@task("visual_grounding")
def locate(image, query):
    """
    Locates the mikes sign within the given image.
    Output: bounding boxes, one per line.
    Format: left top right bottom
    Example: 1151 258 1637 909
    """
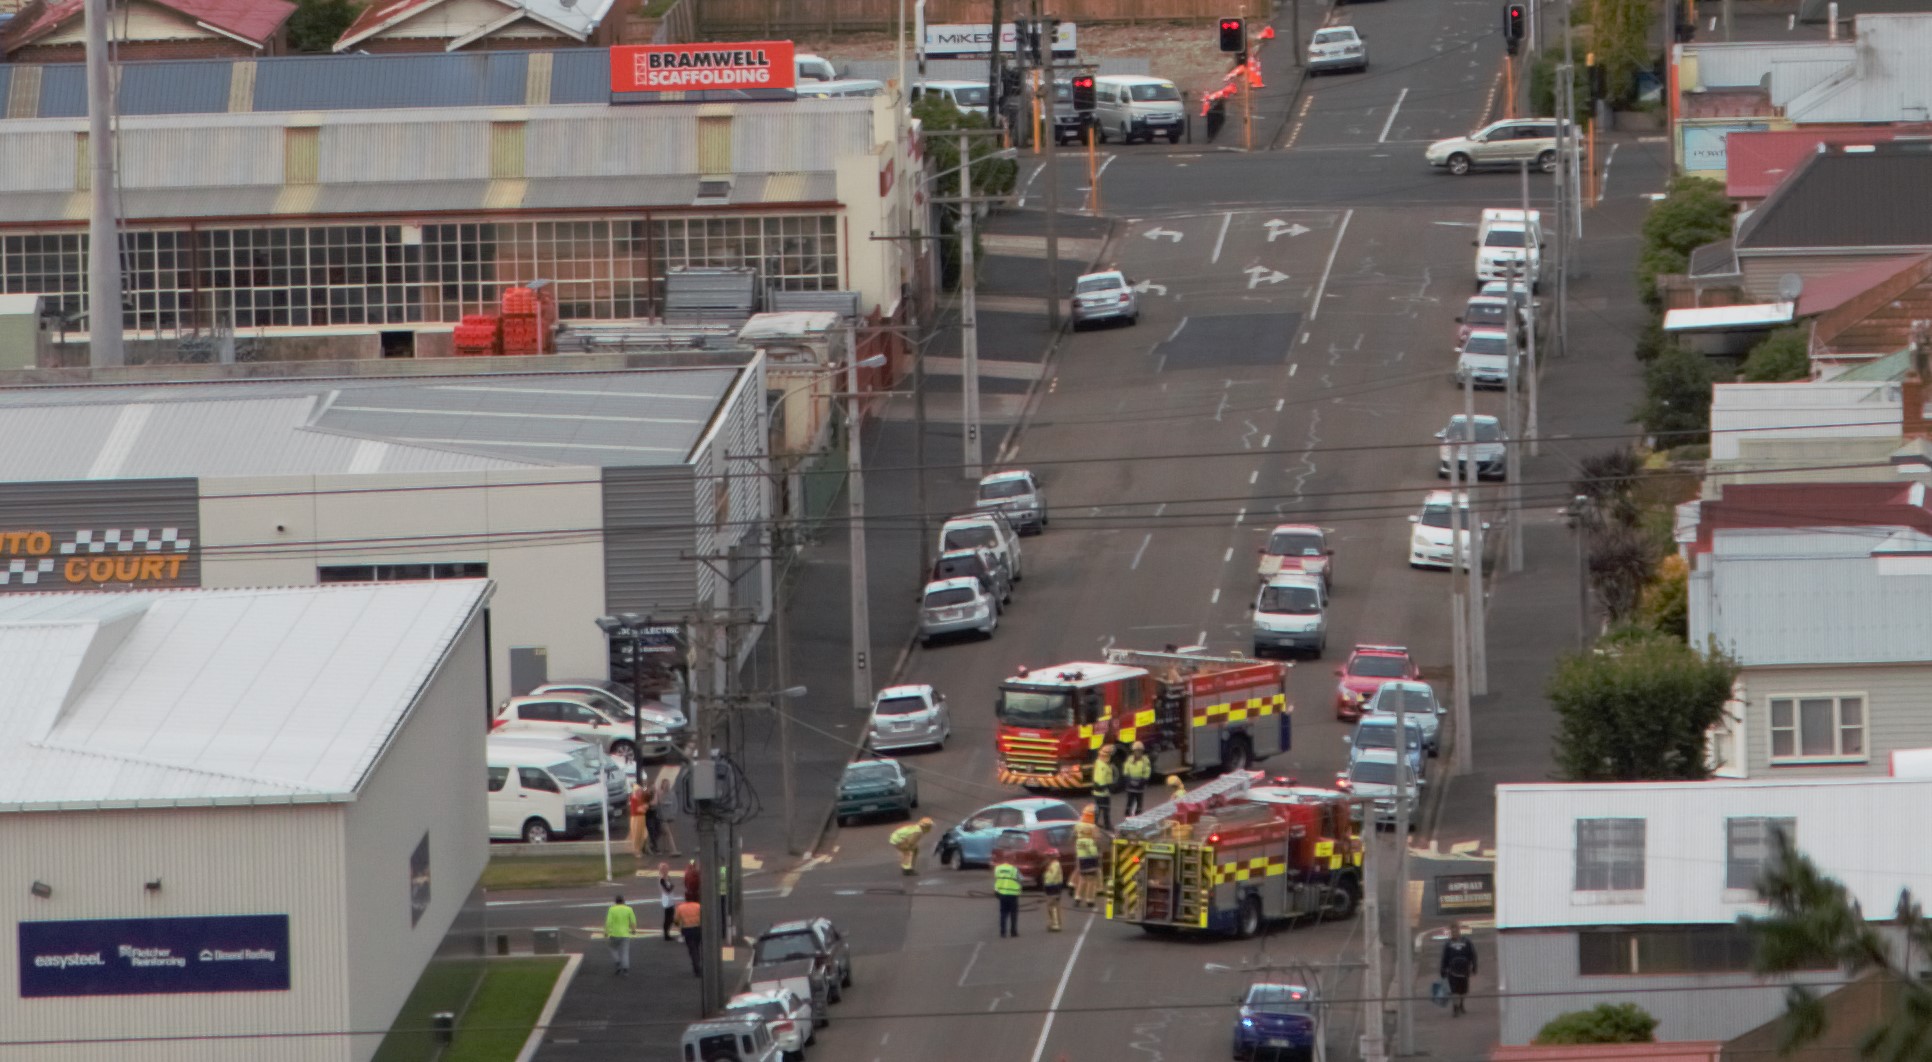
610 41 796 97
922 22 1078 59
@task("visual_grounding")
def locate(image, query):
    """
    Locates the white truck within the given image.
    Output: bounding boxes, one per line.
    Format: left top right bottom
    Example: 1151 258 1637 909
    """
1474 208 1542 291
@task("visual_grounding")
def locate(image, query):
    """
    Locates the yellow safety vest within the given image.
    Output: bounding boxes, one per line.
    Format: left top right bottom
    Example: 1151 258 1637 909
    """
1076 836 1099 860
1123 755 1152 783
889 824 923 849
1092 758 1118 791
994 863 1023 896
1042 860 1064 888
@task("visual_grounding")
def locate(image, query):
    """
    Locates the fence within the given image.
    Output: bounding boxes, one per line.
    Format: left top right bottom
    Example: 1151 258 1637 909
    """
700 0 1269 34
653 0 698 42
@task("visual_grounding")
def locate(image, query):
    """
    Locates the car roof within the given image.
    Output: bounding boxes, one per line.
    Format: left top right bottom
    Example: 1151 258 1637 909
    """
685 1016 766 1034
925 576 984 593
844 757 901 771
1315 25 1359 34
877 684 934 699
763 919 817 935
985 797 1075 813
1370 679 1433 693
1269 523 1324 534
1421 490 1469 507
1350 644 1412 657
1354 747 1404 764
980 470 1034 484
943 511 1005 526
1249 981 1315 994
1446 413 1501 425
1263 572 1324 589
1465 329 1511 341
919 79 986 89
1076 270 1126 283
1097 74 1174 85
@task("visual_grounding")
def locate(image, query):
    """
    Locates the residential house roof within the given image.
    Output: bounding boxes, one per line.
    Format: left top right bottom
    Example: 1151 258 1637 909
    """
1685 40 1853 91
1784 14 1932 123
1736 142 1932 251
1724 127 1932 200
1689 239 1742 280
334 0 617 51
1834 345 1914 380
1692 480 1930 553
1793 253 1930 317
2 0 293 52
0 581 486 812
1808 255 1932 358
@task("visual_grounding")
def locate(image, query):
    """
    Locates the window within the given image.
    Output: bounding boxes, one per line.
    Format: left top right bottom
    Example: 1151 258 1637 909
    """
1769 695 1864 762
1575 818 1645 892
1577 926 1766 975
318 562 488 583
487 767 508 792
518 702 558 722
989 808 1025 829
518 767 560 793
1726 817 1795 891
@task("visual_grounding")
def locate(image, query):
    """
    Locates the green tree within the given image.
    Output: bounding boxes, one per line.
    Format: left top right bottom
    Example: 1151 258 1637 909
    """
1587 523 1659 625
912 96 1018 287
1534 1003 1660 1045
1590 0 1656 108
1636 177 1735 306
287 0 359 53
1639 552 1690 640
1740 326 1813 382
1571 448 1644 531
1637 345 1715 445
1530 46 1589 122
1547 633 1737 781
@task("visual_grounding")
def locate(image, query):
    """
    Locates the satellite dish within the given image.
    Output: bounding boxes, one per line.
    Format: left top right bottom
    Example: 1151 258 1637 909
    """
1778 273 1805 302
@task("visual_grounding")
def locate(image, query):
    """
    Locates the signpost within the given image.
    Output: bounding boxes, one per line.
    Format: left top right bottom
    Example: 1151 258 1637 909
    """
922 22 1077 59
1434 873 1496 916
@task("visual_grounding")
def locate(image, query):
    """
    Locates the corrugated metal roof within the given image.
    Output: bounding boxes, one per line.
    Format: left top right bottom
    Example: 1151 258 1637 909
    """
1834 345 1913 380
1737 143 1932 250
1687 238 1739 278
254 51 531 112
1785 14 1932 122
0 581 486 811
1663 301 1792 330
549 47 611 104
36 62 84 118
119 59 232 116
1689 40 1852 89
0 65 11 108
1690 524 1932 665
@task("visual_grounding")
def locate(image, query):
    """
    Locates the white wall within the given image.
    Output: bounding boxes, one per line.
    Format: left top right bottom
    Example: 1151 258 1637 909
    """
198 468 607 699
1709 380 1899 460
0 804 351 1062
340 613 491 1060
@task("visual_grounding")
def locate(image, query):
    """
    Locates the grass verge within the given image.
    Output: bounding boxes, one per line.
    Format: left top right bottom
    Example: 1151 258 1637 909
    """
482 854 621 891
446 958 569 1062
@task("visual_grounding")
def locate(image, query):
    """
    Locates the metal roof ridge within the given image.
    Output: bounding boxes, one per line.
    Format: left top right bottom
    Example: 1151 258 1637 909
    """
23 737 338 795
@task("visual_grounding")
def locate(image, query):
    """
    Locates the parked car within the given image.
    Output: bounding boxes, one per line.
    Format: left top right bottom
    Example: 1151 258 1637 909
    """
931 547 1011 607
918 576 999 645
486 732 625 810
1256 523 1333 588
1425 118 1561 175
991 822 1078 887
725 987 814 1060
1232 982 1319 1062
1250 572 1328 658
1360 680 1444 755
976 469 1048 534
1334 644 1420 720
867 684 951 753
1048 79 1092 145
938 510 1023 582
937 798 1079 868
1407 490 1480 570
912 79 991 118
794 54 838 81
1455 293 1529 345
491 694 674 766
1094 74 1185 143
1454 330 1516 390
680 1016 783 1062
1436 414 1507 480
1070 270 1140 329
835 758 918 825
1307 25 1367 73
528 678 687 732
795 78 886 99
1346 716 1426 779
1339 747 1420 829
486 745 606 843
748 918 852 1007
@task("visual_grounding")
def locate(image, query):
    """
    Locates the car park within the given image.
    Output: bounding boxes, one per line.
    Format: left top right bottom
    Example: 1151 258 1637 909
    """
1250 572 1328 658
1334 644 1421 720
1307 25 1367 73
976 469 1048 534
835 758 918 825
936 797 1080 868
1094 75 1185 143
529 679 688 732
918 576 999 645
1256 523 1333 588
1425 118 1561 175
1360 680 1444 755
680 1016 784 1062
1070 270 1140 329
1436 413 1507 480
866 684 951 753
491 694 674 766
1408 490 1478 569
939 511 1023 581
1232 982 1319 1061
931 547 1011 607
1454 330 1516 390
991 822 1078 887
725 988 814 1060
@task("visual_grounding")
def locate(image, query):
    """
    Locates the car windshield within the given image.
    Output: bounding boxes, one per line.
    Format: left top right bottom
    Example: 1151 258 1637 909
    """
1351 760 1405 786
1464 334 1507 356
1356 724 1423 750
943 525 997 549
1247 985 1315 1011
1035 804 1077 822
1267 531 1324 556
754 933 819 964
695 1033 744 1061
1130 83 1180 101
1371 686 1438 715
1076 276 1122 294
1052 83 1072 100
951 86 990 106
1484 229 1527 248
980 478 1030 499
999 688 1073 728
1464 302 1508 326
934 557 984 579
875 695 927 717
1259 584 1322 614
1313 29 1353 43
844 763 899 786
549 760 599 788
1444 418 1501 442
925 587 977 608
726 1000 783 1021
1419 502 1459 529
1351 654 1411 677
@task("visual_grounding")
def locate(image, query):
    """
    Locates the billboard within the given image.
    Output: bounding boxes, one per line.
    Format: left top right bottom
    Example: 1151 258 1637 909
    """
19 915 291 998
610 41 796 102
923 22 1078 59
1434 873 1496 915
0 479 200 592
1682 122 1768 173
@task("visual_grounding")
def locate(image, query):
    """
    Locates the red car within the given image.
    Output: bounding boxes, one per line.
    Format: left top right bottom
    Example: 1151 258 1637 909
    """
1334 644 1420 720
990 823 1078 888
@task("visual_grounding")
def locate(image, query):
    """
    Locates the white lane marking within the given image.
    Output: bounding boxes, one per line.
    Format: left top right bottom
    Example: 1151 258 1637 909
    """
1378 87 1410 143
1131 533 1153 570
1166 317 1190 343
1235 507 1246 524
1288 364 1297 379
958 941 984 988
1096 152 1120 182
1155 503 1167 517
1261 434 1271 448
779 853 832 897
1598 142 1619 203
1211 588 1221 604
1016 163 1045 208
1211 211 1233 264
1214 393 1229 421
882 1033 892 1046
1309 208 1354 321
1224 546 1235 562
1301 332 1311 345
1249 470 1259 485
1197 629 1207 644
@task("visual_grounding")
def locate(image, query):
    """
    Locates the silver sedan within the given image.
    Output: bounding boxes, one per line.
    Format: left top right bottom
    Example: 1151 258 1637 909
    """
1070 270 1139 329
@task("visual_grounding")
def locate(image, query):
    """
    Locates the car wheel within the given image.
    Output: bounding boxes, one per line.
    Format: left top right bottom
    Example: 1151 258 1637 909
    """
842 962 853 988
1224 738 1253 773
1447 152 1472 175
610 740 638 767
1127 312 1140 325
1537 149 1557 173
920 636 933 648
522 818 552 844
1312 638 1325 659
829 981 843 1004
1238 894 1264 939
1322 878 1362 920
836 815 850 827
1252 644 1268 659
1166 131 1182 144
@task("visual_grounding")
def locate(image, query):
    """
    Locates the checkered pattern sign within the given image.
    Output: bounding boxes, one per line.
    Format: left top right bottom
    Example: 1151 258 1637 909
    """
1211 855 1288 885
59 528 195 555
0 480 202 593
1192 692 1289 727
0 558 56 586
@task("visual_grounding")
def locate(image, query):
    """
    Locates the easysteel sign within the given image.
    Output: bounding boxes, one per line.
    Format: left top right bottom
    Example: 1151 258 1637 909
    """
19 915 291 998
610 41 796 98
922 22 1078 59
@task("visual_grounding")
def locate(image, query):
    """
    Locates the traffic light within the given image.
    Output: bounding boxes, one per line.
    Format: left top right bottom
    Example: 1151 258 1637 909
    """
1071 74 1096 112
1218 17 1246 54
1503 3 1525 54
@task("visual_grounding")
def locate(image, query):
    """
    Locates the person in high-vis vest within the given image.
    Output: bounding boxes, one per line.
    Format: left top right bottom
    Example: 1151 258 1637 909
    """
1073 821 1102 909
1090 745 1119 831
1041 856 1066 931
889 818 934 876
1121 742 1153 817
994 859 1023 938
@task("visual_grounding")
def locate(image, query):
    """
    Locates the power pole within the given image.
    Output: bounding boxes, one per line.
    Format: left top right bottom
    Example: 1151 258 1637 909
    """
1392 693 1414 1056
1358 822 1388 1062
84 0 124 368
1451 377 1475 776
1034 8 1064 331
913 319 932 582
1506 163 1528 575
845 331 874 710
692 612 726 1014
773 567 799 854
959 130 984 481
1552 0 1571 375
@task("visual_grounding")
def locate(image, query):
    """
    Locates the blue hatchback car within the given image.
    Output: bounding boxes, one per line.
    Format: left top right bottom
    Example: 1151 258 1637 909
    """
1233 983 1317 1061
936 797 1079 869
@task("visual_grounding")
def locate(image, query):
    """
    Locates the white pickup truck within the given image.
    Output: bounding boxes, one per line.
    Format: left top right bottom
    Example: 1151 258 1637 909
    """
1474 208 1543 291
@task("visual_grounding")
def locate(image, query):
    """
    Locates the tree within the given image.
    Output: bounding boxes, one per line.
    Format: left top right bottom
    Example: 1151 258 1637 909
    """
287 0 359 53
1746 830 1930 1062
1534 1003 1660 1045
1587 523 1658 624
1638 345 1715 445
1571 448 1644 532
1636 177 1735 306
1741 326 1813 383
1547 633 1737 781
1640 552 1690 640
912 96 1018 287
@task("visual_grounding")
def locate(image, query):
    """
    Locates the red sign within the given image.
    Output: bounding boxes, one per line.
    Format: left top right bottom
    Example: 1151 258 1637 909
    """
609 41 796 94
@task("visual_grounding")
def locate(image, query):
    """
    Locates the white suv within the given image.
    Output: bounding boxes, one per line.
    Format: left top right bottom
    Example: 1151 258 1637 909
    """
976 470 1048 534
868 684 951 752
939 511 1023 583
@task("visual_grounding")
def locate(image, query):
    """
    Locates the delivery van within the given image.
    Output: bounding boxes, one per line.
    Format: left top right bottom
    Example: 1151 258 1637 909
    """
487 733 626 810
486 745 608 844
1094 75 1185 144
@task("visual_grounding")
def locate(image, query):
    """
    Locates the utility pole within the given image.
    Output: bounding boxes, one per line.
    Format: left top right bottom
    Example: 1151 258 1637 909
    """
1392 693 1414 1055
1358 819 1388 1062
1462 369 1487 697
84 0 124 367
691 613 726 1015
959 129 984 481
914 319 932 581
773 571 799 854
1450 379 1475 777
1506 162 1528 575
845 331 874 711
1553 0 1572 372
1036 9 1064 331
1571 494 1590 649
1291 0 1302 66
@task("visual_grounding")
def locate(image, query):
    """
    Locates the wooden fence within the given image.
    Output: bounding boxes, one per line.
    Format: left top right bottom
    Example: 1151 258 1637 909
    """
698 0 1269 35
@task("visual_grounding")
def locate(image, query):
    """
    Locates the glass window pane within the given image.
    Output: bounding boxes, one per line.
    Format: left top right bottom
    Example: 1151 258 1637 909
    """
1799 698 1835 755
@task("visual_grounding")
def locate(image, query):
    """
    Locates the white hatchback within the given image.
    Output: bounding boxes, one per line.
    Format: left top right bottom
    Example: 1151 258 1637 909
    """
1406 490 1477 570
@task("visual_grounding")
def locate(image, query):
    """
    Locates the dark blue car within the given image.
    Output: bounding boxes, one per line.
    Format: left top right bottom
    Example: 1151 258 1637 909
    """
1233 983 1317 1061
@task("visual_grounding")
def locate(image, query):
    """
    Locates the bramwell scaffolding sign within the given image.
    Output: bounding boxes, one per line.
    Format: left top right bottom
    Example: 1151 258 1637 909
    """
610 41 797 102
19 915 291 997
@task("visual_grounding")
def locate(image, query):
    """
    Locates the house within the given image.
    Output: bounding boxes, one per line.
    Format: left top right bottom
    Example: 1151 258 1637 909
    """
333 0 631 53
1 0 293 62
1722 142 1932 301
1723 126 1929 204
1807 257 1932 369
1781 14 1932 124
1669 39 1853 177
1495 776 1932 1044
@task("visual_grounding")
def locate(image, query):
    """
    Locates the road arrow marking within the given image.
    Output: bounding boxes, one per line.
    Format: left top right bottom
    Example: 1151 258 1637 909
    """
1132 279 1168 295
1264 219 1311 241
1244 266 1290 289
1142 227 1184 242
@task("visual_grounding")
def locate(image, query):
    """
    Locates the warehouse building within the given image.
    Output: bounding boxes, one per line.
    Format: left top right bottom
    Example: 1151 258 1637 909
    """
0 355 770 697
0 579 491 1062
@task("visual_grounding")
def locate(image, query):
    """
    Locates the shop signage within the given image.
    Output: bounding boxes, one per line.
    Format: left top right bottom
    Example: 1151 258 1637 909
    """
0 480 200 592
1682 122 1768 174
18 915 291 998
922 22 1078 59
610 41 796 99
1434 873 1495 915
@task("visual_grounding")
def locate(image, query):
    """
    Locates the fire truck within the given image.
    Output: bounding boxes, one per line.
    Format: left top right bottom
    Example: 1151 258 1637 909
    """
994 648 1291 790
1105 771 1362 937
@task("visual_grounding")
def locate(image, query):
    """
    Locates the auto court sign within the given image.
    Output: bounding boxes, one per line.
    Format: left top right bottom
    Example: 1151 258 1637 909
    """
0 479 200 591
609 41 797 102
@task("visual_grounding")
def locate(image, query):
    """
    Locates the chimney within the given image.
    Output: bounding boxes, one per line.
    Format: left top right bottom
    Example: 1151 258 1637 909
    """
1905 320 1932 441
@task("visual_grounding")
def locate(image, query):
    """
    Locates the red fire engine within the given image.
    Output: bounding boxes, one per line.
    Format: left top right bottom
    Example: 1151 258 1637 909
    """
994 648 1291 790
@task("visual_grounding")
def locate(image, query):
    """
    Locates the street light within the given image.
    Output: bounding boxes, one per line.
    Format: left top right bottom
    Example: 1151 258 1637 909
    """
593 614 681 787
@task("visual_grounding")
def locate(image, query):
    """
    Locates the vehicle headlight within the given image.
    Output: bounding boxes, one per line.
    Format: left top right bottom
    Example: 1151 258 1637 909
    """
1413 532 1432 550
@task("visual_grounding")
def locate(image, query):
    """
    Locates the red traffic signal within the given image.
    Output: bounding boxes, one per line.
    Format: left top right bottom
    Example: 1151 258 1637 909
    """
1071 74 1096 112
1218 16 1246 53
1504 3 1525 39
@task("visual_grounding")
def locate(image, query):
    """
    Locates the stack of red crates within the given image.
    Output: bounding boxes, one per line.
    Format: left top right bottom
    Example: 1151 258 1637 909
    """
453 314 501 356
498 285 555 356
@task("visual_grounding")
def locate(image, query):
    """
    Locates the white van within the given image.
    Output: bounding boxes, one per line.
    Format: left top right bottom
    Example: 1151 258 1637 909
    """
1251 572 1328 659
486 745 607 844
912 79 992 118
680 1016 782 1062
794 54 838 82
796 78 886 99
487 733 625 810
1474 208 1543 290
1094 75 1185 144
938 510 1023 582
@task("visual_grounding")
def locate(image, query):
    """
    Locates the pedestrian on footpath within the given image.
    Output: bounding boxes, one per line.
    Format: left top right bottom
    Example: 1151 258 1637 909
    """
1042 856 1065 931
1091 745 1119 831
604 895 637 976
994 859 1023 938
628 783 651 871
654 772 682 857
675 896 704 977
1073 821 1101 909
657 861 680 941
889 818 934 876
1121 742 1152 818
683 859 700 906
1441 923 1478 1017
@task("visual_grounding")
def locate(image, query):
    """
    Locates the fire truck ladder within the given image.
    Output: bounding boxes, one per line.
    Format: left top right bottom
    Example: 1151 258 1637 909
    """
1115 769 1259 836
1104 647 1272 673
